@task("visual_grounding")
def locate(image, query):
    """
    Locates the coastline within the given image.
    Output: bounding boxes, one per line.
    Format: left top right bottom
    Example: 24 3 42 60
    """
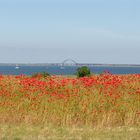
0 63 140 67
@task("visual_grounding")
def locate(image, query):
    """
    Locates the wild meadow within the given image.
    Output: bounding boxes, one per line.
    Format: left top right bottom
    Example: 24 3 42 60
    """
0 73 140 139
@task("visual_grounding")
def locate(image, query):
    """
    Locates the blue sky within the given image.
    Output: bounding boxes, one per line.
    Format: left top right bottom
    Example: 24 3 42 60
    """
0 0 140 64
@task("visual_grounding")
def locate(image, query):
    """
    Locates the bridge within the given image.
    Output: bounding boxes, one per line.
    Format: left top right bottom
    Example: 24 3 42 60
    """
55 59 96 66
61 59 78 66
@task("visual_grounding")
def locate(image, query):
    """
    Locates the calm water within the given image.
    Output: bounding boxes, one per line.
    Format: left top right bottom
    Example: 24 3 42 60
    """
0 66 140 75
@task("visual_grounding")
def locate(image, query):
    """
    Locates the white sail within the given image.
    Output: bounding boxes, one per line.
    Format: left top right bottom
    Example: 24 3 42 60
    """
15 64 19 69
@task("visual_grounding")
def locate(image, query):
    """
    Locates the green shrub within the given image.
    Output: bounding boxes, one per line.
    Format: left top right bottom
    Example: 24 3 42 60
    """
76 66 91 77
41 71 50 78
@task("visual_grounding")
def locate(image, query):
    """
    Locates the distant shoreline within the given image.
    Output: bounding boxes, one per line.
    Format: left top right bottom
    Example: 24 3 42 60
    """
0 63 140 67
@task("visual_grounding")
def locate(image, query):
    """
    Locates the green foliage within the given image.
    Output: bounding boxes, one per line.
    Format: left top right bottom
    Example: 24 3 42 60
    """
32 71 50 78
41 71 50 78
76 66 91 77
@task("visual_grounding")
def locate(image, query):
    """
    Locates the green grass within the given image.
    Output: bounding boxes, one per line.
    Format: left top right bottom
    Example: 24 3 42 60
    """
0 124 139 140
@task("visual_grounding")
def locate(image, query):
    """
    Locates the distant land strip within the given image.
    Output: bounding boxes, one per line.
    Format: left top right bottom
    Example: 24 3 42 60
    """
0 63 140 67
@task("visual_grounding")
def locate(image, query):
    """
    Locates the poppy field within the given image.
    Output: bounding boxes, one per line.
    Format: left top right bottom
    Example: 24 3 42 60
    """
0 73 139 129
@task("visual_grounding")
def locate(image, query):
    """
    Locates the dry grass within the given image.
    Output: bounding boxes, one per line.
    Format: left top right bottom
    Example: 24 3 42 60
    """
0 74 140 139
0 124 140 140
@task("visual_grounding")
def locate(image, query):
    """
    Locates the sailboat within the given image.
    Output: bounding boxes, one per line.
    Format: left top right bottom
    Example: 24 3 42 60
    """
60 64 65 69
15 64 20 69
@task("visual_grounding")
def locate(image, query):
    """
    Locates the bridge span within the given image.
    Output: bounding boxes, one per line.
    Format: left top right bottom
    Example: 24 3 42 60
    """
49 59 96 66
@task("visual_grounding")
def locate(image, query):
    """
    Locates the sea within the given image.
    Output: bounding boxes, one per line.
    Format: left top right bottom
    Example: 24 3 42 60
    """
0 65 140 75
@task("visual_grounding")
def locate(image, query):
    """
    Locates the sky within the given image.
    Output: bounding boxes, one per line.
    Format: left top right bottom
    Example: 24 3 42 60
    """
0 0 140 64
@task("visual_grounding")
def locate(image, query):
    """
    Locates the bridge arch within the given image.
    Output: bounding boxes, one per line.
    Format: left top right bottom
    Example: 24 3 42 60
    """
61 59 78 66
